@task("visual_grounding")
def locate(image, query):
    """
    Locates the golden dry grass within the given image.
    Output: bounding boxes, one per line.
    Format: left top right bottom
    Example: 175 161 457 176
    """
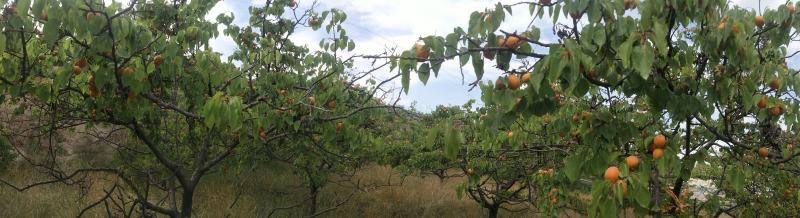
0 163 545 217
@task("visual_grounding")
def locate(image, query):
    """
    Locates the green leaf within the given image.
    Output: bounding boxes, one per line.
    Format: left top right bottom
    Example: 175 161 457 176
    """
418 63 430 85
431 36 445 59
402 68 410 94
618 36 636 68
471 52 484 80
531 67 545 93
528 27 540 41
54 66 70 89
31 0 44 17
431 61 442 77
652 19 668 56
0 34 5 53
201 92 224 128
631 178 650 208
43 19 59 47
548 53 567 81
468 12 481 36
496 51 511 70
423 126 440 149
600 197 618 218
445 33 459 57
443 123 461 160
17 0 31 16
459 47 470 67
400 51 414 94
552 4 561 25
633 45 654 79
729 166 745 193
564 153 584 182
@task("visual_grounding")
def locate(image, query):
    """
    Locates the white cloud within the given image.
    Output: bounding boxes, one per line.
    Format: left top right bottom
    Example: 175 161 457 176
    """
206 2 238 56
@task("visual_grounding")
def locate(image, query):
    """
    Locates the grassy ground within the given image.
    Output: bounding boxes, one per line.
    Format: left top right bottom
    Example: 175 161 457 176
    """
0 162 540 218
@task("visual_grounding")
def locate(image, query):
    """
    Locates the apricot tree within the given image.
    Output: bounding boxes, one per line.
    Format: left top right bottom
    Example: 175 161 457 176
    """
388 0 800 217
0 0 397 217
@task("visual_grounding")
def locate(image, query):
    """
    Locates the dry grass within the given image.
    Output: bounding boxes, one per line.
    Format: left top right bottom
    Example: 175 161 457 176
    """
1 163 545 217
0 164 113 217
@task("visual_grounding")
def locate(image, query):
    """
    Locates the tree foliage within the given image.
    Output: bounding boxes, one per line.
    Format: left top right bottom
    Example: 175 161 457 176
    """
3 0 800 217
0 0 398 217
392 0 800 217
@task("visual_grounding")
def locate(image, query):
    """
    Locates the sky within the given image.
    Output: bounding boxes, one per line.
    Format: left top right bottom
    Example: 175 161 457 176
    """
198 0 799 112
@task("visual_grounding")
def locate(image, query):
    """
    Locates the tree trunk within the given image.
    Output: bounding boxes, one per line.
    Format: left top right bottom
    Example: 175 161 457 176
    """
488 205 499 218
179 184 196 218
169 178 178 211
652 170 661 218
308 185 319 217
670 117 691 213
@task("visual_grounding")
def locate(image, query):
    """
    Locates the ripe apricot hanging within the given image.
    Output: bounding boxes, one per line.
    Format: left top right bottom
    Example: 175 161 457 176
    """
495 79 506 90
759 147 770 157
336 121 344 132
507 74 521 90
618 180 628 195
75 58 88 68
154 54 164 66
72 65 82 75
88 75 99 97
415 43 430 60
501 35 523 49
118 67 134 76
755 15 765 27
769 79 781 90
653 134 666 148
259 127 267 140
326 100 337 109
308 96 316 106
625 156 640 169
769 105 783 116
522 72 531 83
624 0 636 10
604 166 620 182
653 148 665 159
758 96 768 108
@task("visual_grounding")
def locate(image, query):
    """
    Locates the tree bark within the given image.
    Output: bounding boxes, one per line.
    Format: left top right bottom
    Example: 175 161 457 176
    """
670 117 692 213
488 205 499 218
308 184 319 216
179 183 196 218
